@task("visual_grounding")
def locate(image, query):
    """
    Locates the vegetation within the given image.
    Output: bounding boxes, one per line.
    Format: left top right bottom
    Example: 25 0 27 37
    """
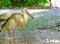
0 0 49 8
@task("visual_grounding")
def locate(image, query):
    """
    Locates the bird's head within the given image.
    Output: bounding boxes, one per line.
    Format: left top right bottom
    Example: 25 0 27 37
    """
22 8 34 19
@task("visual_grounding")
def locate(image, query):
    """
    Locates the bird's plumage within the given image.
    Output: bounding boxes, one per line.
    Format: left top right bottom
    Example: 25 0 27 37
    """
1 13 28 32
0 13 12 20
0 8 32 32
0 13 12 24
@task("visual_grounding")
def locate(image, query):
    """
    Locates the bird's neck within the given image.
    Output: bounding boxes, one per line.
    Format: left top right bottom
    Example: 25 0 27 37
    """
23 13 28 20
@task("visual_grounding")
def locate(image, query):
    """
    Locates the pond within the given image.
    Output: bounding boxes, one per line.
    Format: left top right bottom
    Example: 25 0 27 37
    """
0 9 60 44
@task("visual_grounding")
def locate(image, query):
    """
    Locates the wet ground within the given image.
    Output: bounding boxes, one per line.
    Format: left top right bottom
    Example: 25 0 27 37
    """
0 9 60 44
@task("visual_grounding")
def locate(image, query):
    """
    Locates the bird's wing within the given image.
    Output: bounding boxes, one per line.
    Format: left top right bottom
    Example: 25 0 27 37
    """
0 15 7 22
1 18 16 32
0 13 12 22
0 14 11 19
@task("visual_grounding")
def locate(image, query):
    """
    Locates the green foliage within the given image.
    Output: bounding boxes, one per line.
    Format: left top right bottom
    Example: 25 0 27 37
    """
0 0 11 8
0 0 49 8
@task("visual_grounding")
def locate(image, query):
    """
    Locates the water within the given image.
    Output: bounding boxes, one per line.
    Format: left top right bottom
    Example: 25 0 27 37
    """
0 9 60 44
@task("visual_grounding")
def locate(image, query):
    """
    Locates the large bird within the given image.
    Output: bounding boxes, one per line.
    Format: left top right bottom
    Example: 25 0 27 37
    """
0 8 34 44
0 8 34 32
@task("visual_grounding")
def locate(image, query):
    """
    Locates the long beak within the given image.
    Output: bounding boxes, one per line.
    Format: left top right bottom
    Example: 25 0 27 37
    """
25 10 34 19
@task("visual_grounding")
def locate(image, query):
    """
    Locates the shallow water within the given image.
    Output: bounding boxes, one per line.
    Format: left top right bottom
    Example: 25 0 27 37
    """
0 9 60 44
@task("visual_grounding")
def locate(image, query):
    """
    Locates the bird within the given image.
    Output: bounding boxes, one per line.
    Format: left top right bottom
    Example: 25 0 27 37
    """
0 8 34 32
0 8 34 44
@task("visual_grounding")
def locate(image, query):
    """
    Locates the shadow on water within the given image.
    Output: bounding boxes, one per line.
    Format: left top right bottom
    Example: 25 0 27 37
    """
0 9 60 44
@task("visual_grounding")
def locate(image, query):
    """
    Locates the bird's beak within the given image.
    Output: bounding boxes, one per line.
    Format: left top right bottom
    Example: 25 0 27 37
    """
25 10 34 19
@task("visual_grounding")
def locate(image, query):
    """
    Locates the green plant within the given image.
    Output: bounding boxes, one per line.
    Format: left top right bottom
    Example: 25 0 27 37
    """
0 0 49 8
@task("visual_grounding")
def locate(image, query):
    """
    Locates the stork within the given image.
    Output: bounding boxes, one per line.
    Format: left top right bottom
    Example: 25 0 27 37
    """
0 8 34 44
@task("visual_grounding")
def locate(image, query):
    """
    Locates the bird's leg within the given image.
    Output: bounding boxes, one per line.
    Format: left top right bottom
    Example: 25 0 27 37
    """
13 30 16 44
8 29 12 44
